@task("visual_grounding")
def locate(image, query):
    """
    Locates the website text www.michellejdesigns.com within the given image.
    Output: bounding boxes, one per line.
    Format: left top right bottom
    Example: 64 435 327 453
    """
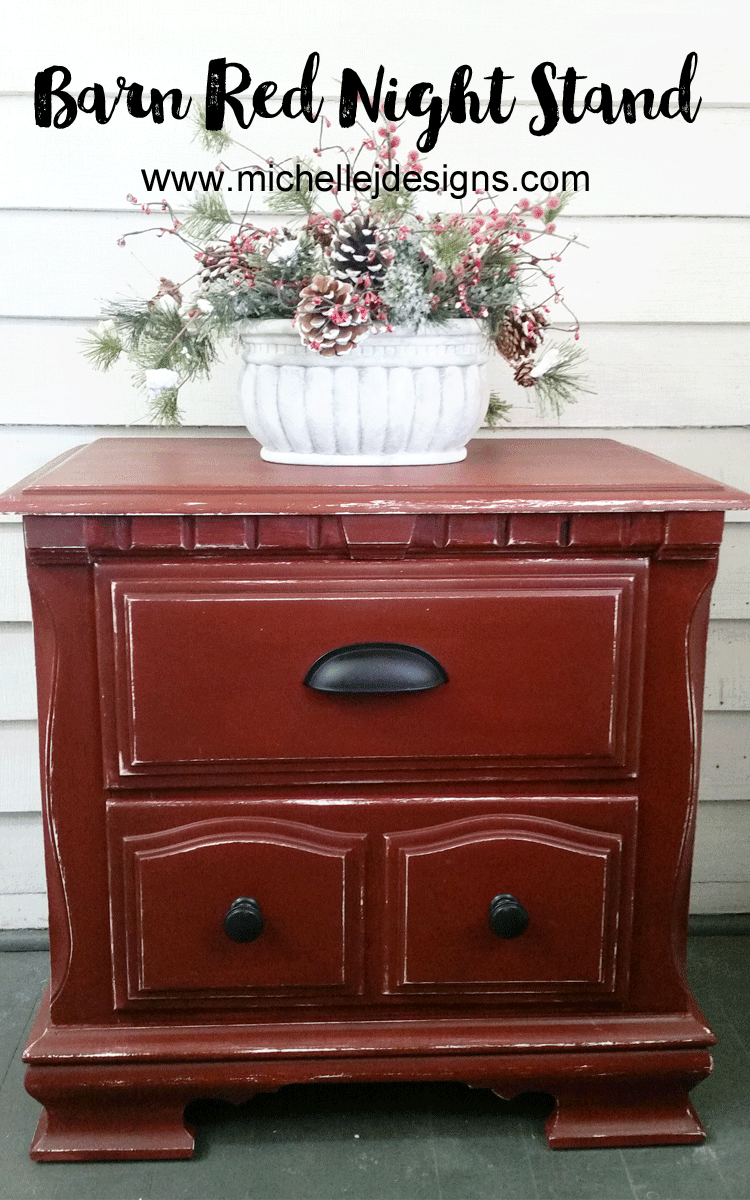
138 163 590 202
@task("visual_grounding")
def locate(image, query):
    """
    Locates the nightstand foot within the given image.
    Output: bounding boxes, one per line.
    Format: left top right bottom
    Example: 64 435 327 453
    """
24 1058 264 1161
28 1104 196 1161
25 1078 270 1161
491 1048 713 1149
545 1087 706 1149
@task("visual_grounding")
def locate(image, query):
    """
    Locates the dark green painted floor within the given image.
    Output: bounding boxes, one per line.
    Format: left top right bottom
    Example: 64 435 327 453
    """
1 938 749 1200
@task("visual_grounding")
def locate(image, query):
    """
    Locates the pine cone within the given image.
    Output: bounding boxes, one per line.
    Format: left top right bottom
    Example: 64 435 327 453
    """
307 214 334 248
296 275 370 357
330 213 388 285
513 360 536 388
198 245 255 285
496 308 548 362
149 278 183 307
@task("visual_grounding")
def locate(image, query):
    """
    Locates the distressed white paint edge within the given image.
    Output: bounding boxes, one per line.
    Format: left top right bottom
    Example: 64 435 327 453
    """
0 500 742 619
0 708 747 813
2 426 750 514
2 513 750 623
5 891 747 930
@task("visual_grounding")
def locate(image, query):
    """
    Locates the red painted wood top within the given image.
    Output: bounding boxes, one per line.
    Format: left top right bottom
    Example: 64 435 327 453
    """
2 437 749 516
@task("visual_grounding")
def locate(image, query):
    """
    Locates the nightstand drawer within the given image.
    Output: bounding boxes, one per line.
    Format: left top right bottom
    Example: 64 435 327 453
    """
96 557 647 785
106 795 636 1012
382 801 637 1004
106 810 367 1009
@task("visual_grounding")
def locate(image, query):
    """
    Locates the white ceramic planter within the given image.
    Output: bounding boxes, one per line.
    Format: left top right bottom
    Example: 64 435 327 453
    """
239 319 490 465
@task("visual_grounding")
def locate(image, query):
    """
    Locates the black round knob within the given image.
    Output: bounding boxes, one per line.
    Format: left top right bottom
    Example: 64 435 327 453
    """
223 897 264 943
489 893 529 939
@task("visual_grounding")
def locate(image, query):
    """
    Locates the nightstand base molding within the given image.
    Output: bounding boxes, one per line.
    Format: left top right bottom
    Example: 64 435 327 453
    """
25 1011 713 1158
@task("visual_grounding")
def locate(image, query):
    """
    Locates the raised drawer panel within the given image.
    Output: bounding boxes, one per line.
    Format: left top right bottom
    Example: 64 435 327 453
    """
96 558 647 785
106 812 367 1009
383 806 637 1003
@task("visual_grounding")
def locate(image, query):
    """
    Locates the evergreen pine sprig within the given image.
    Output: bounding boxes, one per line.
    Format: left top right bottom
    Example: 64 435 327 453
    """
190 99 234 154
81 323 122 370
179 192 232 240
370 182 416 223
265 160 317 217
531 344 591 416
423 224 474 273
147 386 182 425
485 393 513 425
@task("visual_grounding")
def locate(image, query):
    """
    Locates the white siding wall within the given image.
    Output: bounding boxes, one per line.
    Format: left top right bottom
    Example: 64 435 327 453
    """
1 0 748 926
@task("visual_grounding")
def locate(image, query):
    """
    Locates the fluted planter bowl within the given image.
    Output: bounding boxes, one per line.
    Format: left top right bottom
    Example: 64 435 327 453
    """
239 319 490 465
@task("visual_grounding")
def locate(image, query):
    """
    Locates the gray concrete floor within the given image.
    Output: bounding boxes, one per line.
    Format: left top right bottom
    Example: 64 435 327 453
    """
1 938 749 1199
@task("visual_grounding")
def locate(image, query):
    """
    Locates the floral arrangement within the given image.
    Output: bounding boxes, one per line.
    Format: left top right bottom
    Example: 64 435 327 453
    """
84 115 586 424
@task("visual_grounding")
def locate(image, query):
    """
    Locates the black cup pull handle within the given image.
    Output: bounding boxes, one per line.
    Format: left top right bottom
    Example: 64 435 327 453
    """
304 642 448 694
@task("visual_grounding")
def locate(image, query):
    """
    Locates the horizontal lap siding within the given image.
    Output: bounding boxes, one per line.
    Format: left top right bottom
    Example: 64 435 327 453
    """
0 627 36 722
1 0 748 925
3 213 749 323
3 323 750 429
691 803 750 914
0 892 49 930
0 724 39 813
699 714 750 802
0 525 30 619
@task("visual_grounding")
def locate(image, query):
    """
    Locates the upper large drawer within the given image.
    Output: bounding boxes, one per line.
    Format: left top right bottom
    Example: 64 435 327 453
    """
95 557 647 786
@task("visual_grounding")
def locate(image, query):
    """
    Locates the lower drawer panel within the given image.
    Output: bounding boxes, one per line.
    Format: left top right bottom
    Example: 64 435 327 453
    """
107 811 367 1008
383 806 637 1002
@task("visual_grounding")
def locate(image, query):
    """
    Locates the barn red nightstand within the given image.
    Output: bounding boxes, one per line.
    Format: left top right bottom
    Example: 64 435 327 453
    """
3 436 749 1159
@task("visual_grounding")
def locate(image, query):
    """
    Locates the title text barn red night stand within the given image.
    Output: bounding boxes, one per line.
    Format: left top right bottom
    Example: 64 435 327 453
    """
3 436 749 1159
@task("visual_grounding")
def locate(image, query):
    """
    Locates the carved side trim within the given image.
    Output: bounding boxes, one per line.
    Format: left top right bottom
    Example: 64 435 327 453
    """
25 569 72 1004
657 513 724 559
672 564 720 970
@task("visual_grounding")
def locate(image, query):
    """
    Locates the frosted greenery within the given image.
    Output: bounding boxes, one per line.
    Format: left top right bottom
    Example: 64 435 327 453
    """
379 235 432 328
